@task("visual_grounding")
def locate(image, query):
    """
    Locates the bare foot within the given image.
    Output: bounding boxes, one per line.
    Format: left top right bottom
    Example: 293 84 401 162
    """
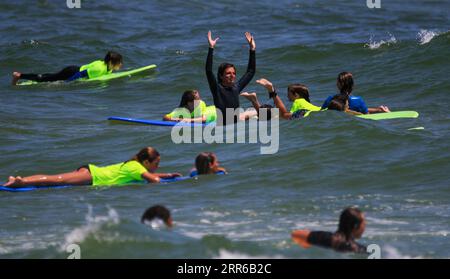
3 176 24 187
240 92 257 102
12 72 21 86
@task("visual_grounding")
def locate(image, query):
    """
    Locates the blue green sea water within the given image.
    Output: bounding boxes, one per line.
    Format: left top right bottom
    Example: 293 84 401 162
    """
0 0 449 258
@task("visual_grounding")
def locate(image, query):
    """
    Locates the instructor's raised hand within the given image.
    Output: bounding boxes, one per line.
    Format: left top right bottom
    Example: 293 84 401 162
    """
256 78 274 92
208 31 219 49
245 32 256 51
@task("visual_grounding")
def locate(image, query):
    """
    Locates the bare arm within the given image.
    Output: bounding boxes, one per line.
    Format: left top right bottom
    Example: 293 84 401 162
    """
256 78 292 119
154 173 183 179
368 106 390 114
142 172 161 183
291 230 312 248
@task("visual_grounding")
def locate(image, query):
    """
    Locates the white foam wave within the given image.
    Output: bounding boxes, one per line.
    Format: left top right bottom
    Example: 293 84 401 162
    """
383 245 424 259
417 29 439 45
203 211 229 218
365 217 409 225
61 205 119 251
214 249 285 259
365 33 397 49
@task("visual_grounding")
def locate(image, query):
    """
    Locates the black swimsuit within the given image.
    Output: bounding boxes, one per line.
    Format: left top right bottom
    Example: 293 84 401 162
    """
307 231 367 253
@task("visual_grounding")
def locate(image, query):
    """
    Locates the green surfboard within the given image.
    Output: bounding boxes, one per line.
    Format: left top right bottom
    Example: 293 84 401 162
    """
17 64 157 86
356 111 419 120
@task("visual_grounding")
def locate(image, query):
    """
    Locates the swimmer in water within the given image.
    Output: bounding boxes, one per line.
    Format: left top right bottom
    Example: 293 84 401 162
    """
190 152 227 176
12 51 123 85
141 205 173 228
3 147 181 187
291 207 367 253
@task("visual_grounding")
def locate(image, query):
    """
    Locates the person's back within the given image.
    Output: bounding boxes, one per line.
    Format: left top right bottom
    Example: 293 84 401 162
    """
306 231 367 253
88 161 147 186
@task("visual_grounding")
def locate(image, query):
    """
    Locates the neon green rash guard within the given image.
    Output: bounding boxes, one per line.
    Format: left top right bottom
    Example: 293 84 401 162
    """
165 100 217 123
79 60 112 79
88 161 148 186
290 98 321 117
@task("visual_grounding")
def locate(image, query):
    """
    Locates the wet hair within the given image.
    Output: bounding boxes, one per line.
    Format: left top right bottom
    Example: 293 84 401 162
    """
288 84 310 102
179 90 199 108
258 104 274 121
195 152 216 175
131 147 160 164
337 72 354 95
327 94 348 111
337 207 364 241
141 205 171 226
104 51 123 67
217 63 236 85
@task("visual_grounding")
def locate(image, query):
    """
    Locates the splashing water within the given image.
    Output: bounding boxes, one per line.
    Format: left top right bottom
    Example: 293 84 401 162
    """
365 33 397 49
417 29 439 45
61 206 120 251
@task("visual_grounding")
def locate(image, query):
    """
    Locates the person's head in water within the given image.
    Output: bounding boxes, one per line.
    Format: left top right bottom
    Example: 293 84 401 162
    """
327 94 349 111
179 90 201 112
195 152 221 175
337 72 354 95
217 63 236 87
336 207 366 241
141 205 173 228
104 51 123 71
258 104 273 121
287 84 311 102
131 147 160 172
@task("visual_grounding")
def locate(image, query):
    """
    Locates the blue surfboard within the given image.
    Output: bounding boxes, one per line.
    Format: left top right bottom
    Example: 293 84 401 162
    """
0 176 190 192
108 116 214 127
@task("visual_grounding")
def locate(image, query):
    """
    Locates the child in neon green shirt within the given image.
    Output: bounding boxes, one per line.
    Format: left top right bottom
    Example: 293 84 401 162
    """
163 90 216 123
3 147 181 187
12 51 123 85
254 78 320 119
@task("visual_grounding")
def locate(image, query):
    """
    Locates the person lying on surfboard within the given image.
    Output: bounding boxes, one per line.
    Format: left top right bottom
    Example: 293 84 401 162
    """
326 94 364 115
189 152 227 176
2 147 182 188
163 90 216 123
241 78 321 120
11 51 123 85
320 72 390 114
291 207 368 254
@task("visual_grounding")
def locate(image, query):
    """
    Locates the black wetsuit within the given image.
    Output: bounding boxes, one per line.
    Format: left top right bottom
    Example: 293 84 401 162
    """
307 231 367 253
205 48 255 125
21 65 80 82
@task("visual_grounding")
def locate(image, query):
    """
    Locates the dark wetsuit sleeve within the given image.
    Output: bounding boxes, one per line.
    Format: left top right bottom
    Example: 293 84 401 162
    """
206 48 218 98
307 231 333 248
237 49 256 91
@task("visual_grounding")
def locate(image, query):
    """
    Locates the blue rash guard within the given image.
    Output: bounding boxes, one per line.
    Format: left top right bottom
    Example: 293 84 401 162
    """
321 95 369 114
66 70 88 82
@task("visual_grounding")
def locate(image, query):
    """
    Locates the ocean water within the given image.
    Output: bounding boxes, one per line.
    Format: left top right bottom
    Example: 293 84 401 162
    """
0 0 449 259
